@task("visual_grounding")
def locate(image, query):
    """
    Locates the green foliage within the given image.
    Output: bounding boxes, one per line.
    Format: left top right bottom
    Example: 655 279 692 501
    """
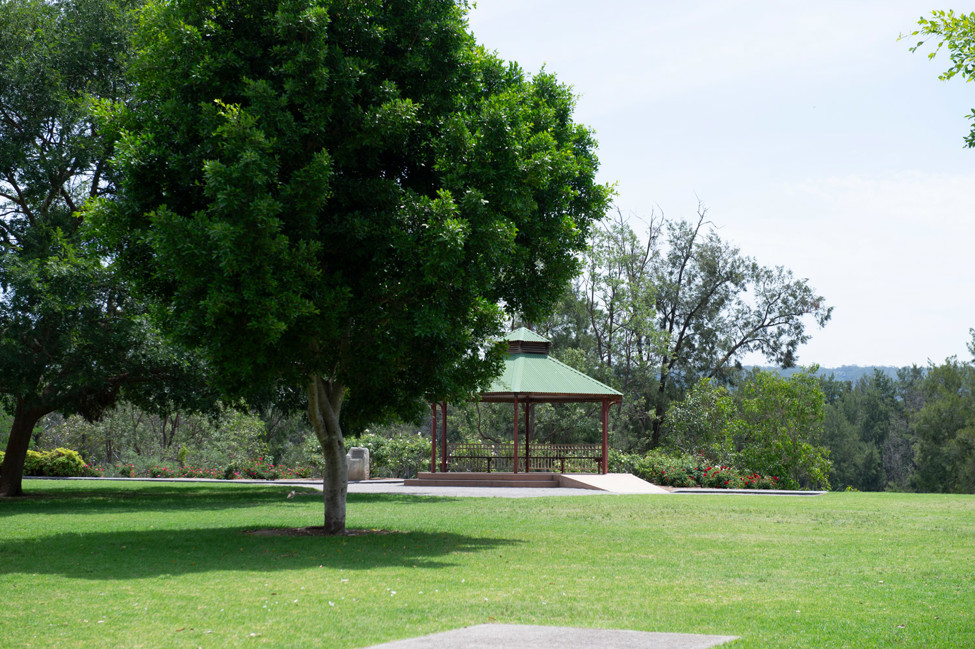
630 449 782 489
21 448 88 477
911 359 975 493
96 0 610 406
607 448 640 474
664 378 741 462
42 402 280 470
736 369 831 490
818 353 975 495
239 457 282 481
906 10 975 147
658 370 831 489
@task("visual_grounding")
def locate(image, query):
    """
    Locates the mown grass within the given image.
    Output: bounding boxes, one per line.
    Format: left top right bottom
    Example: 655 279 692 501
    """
1 480 973 648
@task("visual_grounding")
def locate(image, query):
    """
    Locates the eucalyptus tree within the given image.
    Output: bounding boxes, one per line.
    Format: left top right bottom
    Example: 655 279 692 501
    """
646 206 832 447
94 0 611 533
0 0 207 497
567 207 831 449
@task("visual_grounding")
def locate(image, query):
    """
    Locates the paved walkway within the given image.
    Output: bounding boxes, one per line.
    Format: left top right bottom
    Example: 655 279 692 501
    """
362 624 737 649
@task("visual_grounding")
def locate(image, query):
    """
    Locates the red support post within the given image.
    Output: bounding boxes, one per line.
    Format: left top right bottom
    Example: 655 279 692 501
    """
440 402 448 473
512 395 519 474
524 399 531 473
601 398 610 474
430 402 437 473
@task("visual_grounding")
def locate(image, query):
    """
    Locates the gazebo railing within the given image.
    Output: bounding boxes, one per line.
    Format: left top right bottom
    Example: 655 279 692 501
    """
446 443 602 474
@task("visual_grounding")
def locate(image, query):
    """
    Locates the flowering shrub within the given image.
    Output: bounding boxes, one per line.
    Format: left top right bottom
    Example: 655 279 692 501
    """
176 466 222 479
115 463 136 478
149 466 175 478
277 465 312 479
240 457 281 480
632 450 781 489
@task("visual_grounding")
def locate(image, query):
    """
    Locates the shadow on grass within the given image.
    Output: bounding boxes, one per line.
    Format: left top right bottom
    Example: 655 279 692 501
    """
0 480 337 517
0 525 518 580
0 481 515 579
0 480 464 517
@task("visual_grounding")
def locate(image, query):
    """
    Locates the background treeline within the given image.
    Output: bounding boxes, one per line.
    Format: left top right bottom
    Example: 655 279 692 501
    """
820 362 975 493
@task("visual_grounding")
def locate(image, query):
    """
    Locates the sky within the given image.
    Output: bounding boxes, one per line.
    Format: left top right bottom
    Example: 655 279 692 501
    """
466 0 975 368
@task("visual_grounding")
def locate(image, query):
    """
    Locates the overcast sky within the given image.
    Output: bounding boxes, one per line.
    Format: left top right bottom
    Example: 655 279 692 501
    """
467 0 975 368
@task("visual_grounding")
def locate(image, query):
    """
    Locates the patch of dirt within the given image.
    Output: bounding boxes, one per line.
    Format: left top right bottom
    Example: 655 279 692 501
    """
243 526 400 537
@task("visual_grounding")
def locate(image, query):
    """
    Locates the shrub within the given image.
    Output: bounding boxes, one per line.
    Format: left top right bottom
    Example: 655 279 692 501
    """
608 449 640 474
24 450 44 476
114 463 137 478
176 466 222 479
633 450 700 487
240 457 281 480
631 449 782 490
381 434 429 478
149 466 175 478
21 448 89 477
277 465 312 479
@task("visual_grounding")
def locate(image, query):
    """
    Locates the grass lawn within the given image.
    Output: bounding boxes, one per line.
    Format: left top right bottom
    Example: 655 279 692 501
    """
1 480 973 648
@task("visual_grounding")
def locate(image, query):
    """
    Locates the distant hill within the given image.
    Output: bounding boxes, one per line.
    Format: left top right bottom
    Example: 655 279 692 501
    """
750 365 902 384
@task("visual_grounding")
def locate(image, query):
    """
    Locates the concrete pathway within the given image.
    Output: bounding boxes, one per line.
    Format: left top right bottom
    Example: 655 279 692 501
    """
361 624 737 649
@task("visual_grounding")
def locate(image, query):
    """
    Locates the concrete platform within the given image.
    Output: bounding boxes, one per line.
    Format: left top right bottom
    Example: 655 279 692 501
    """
361 624 737 649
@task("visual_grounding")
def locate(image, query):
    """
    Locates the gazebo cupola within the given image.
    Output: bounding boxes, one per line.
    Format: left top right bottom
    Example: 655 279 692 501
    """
506 327 552 355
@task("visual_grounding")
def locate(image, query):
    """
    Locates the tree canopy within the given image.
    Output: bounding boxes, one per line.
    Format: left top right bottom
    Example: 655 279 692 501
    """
94 0 611 532
0 0 208 497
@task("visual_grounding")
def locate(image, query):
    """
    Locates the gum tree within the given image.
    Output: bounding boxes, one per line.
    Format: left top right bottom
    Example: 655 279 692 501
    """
95 0 611 533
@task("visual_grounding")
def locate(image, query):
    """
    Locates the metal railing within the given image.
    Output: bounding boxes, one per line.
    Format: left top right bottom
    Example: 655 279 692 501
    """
445 443 602 473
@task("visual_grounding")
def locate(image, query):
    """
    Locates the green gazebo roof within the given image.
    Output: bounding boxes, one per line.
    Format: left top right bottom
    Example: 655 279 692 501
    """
480 328 622 403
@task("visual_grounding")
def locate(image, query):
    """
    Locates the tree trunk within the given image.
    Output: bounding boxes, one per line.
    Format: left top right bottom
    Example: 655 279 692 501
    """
307 374 348 535
0 400 45 498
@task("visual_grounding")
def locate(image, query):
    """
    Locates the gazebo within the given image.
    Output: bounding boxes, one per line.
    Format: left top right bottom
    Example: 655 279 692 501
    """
426 327 622 475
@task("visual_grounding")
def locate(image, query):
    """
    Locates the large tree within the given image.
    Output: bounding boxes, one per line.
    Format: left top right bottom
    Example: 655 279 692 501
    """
646 207 832 447
94 0 610 533
0 0 206 497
